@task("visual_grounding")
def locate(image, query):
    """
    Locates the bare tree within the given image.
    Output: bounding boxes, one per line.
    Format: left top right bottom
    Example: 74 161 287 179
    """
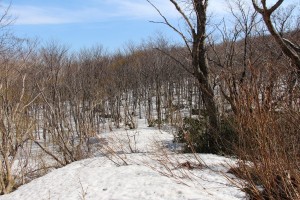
147 0 219 152
0 39 38 194
252 0 300 73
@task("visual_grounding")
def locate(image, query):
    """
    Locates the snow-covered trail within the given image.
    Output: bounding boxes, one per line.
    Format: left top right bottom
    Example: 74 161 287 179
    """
0 120 245 200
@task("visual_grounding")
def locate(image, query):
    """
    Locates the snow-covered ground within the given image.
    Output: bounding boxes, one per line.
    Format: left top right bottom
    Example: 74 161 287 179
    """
0 119 245 200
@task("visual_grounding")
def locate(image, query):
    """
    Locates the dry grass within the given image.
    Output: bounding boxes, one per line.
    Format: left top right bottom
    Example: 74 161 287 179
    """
224 71 300 199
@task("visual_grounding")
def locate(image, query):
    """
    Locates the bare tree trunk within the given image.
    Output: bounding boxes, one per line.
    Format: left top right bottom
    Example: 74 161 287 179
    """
147 0 220 152
156 81 162 129
192 0 219 151
147 87 153 124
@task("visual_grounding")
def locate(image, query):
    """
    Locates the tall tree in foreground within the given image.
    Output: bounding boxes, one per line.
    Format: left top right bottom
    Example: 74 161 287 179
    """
252 0 300 73
251 0 300 108
147 0 219 152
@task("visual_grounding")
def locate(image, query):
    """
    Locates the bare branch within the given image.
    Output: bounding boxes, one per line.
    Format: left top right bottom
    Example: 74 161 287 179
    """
146 0 192 55
269 0 284 14
34 141 65 167
154 47 194 75
169 0 195 36
252 0 284 15
283 38 300 53
252 0 300 71
251 0 263 14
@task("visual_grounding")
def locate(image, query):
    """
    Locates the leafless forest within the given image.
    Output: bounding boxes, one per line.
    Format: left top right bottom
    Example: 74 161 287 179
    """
0 0 300 199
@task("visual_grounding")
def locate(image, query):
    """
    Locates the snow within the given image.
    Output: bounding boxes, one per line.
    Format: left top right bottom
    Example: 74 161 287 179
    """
0 119 245 200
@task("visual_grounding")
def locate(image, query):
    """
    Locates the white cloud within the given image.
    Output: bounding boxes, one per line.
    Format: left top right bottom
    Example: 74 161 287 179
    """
208 0 231 15
11 5 74 25
7 0 179 25
12 0 292 26
112 0 179 19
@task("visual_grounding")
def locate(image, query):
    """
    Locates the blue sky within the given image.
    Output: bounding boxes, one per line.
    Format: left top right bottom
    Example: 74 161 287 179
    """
2 0 299 52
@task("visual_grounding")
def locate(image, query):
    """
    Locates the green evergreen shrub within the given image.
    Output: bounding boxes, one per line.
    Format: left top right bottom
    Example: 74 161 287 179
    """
175 116 237 154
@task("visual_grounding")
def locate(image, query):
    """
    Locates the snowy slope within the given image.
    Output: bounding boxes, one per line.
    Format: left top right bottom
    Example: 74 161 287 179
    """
0 120 245 200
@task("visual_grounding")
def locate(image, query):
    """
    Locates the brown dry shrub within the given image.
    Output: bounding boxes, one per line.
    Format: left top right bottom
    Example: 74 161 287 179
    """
228 80 300 199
